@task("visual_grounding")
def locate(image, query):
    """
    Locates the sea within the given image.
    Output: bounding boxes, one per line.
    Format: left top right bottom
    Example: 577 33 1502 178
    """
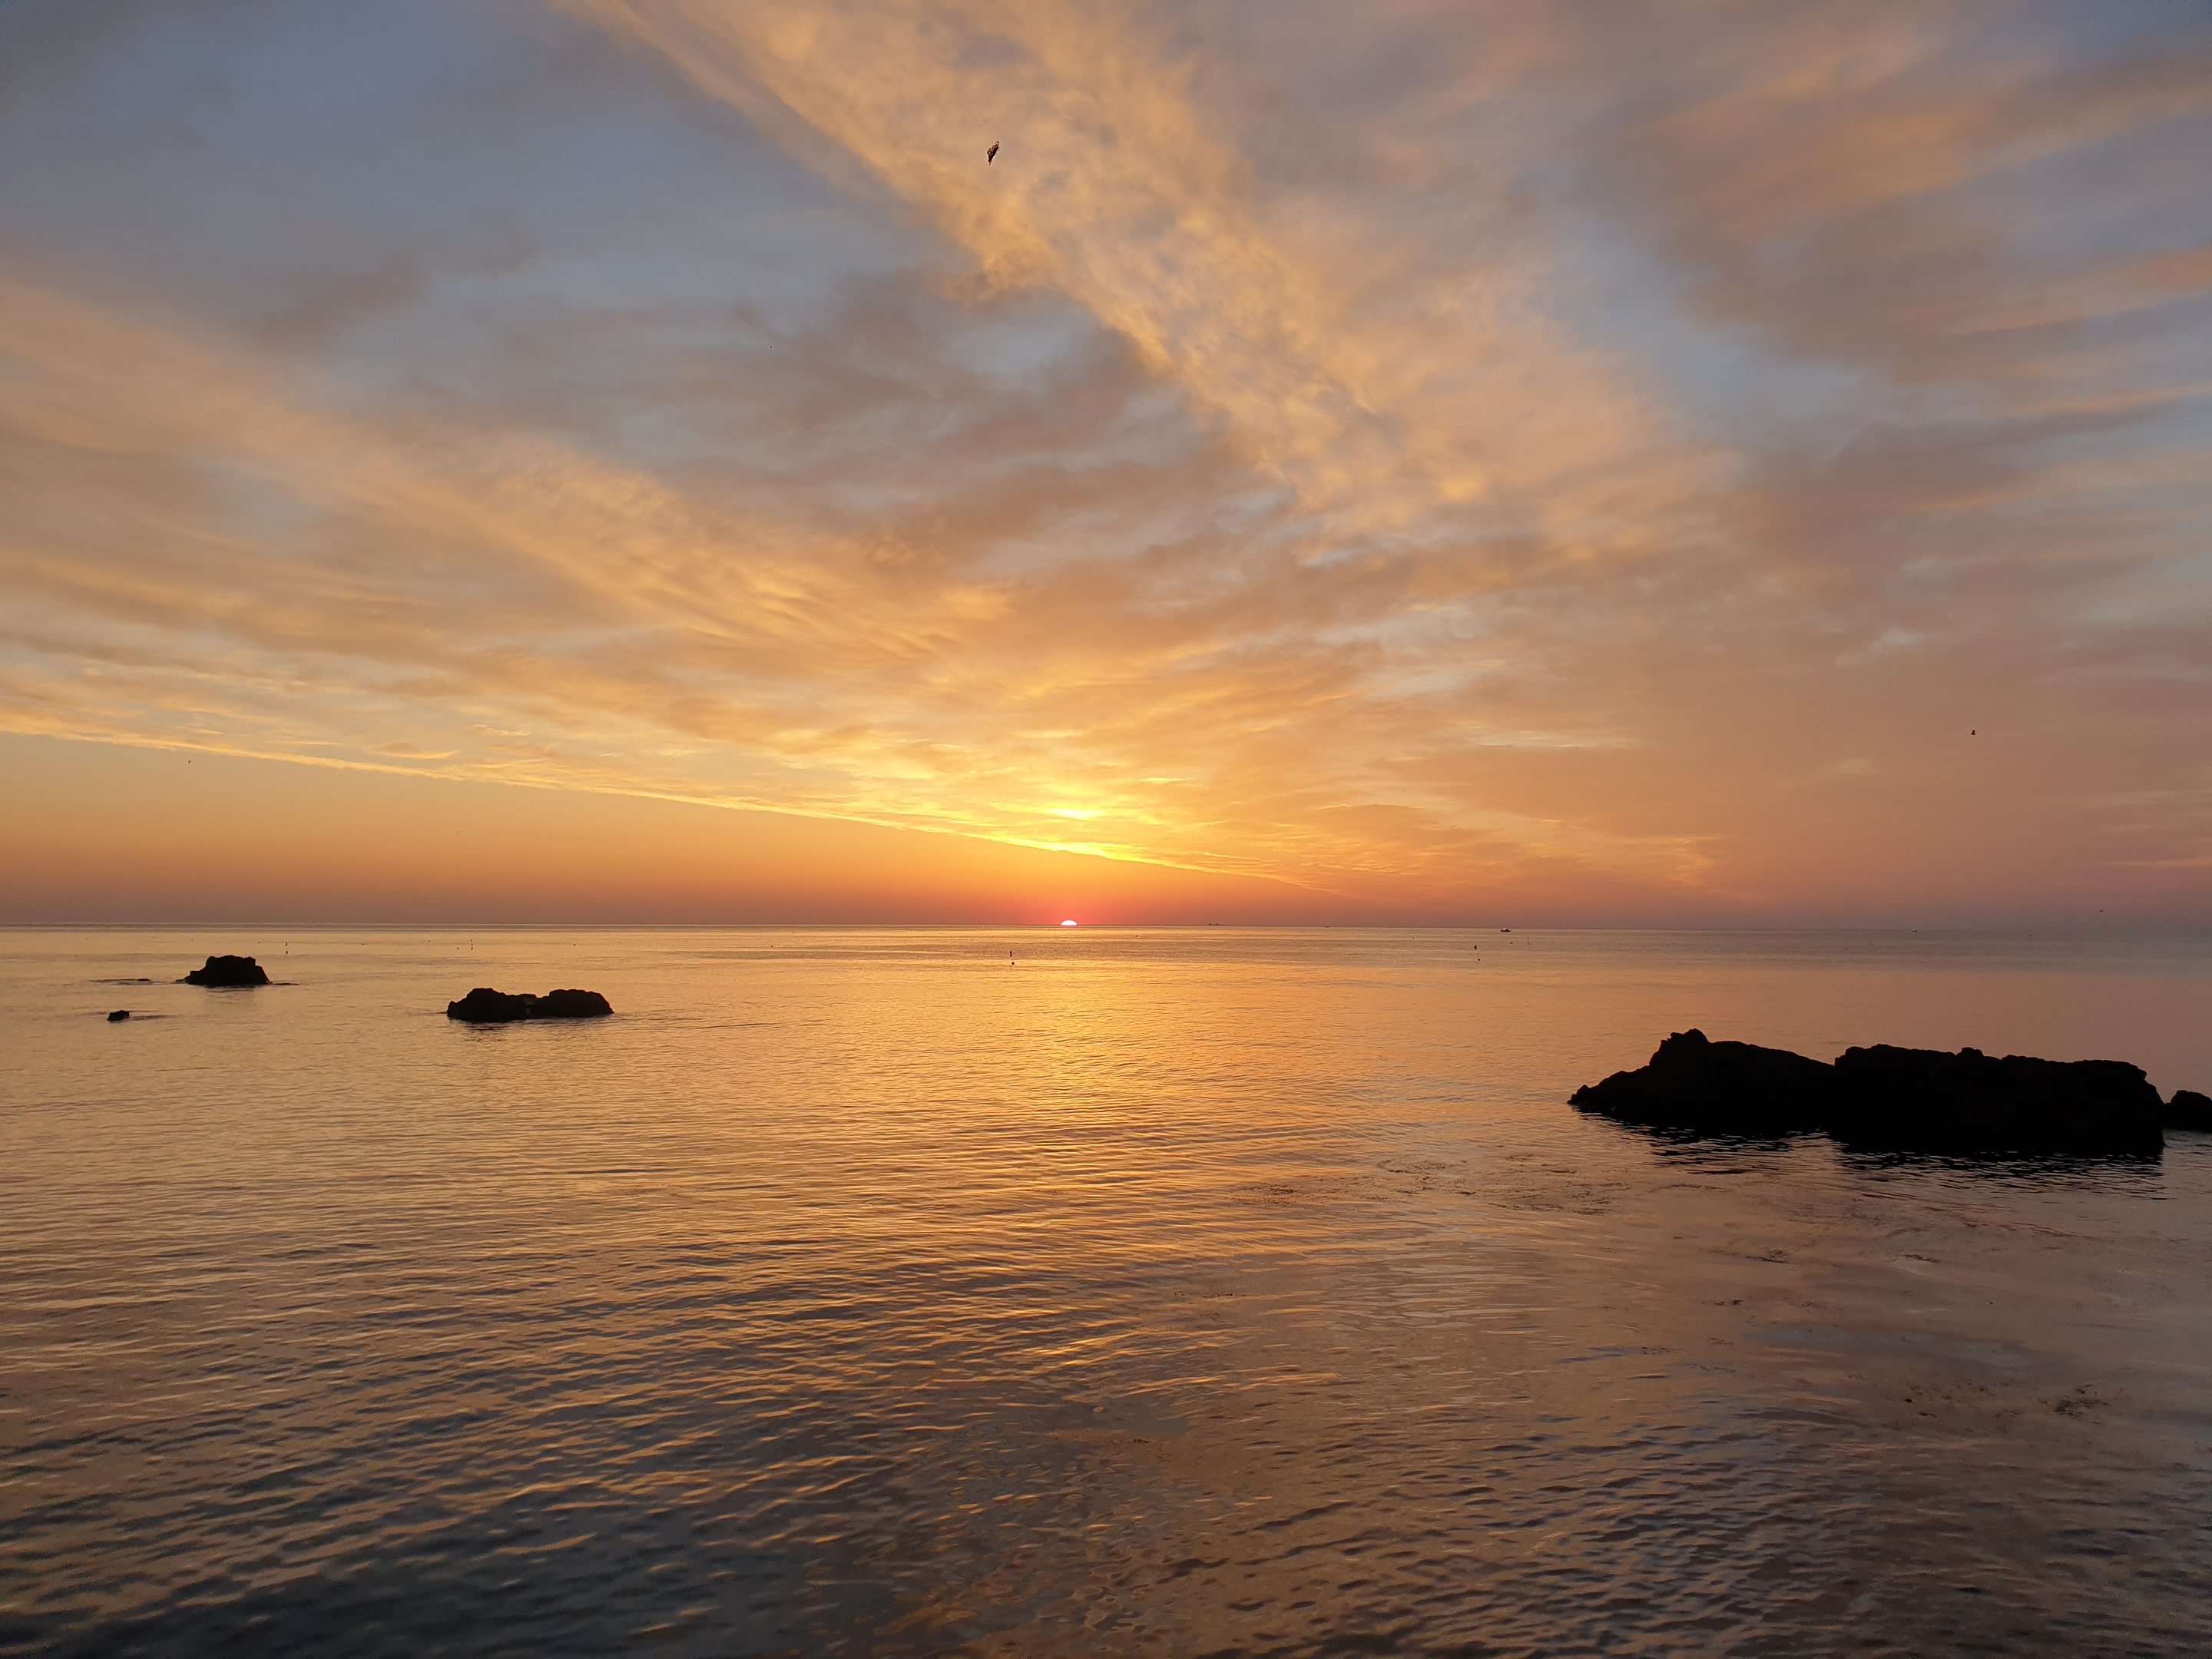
4 926 2210 1657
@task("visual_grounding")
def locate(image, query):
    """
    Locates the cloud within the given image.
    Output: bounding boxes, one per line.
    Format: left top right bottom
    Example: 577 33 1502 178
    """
561 0 1715 545
0 0 2207 921
0 251 1705 906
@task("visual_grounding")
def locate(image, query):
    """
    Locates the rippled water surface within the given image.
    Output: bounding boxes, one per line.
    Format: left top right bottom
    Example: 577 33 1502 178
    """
5 927 2211 1656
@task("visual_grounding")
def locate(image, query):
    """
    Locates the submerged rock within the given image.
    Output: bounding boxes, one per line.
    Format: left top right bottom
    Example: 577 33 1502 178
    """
1573 1029 2166 1157
2169 1089 2212 1134
184 955 269 987
445 986 613 1023
108 1009 130 1022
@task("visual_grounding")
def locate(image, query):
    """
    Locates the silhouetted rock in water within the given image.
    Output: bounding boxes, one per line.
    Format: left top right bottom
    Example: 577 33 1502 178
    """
108 1009 130 1022
535 988 612 1019
184 955 269 987
1830 1045 2164 1157
1573 1029 2165 1157
1569 1029 1836 1135
2170 1090 2212 1134
445 987 612 1023
446 988 532 1022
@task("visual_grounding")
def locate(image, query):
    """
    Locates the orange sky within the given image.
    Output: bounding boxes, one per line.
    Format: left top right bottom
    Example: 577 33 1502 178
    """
2 2 2208 925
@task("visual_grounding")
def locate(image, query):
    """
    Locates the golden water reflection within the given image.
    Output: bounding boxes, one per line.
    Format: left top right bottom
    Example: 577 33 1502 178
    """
4 929 2210 1653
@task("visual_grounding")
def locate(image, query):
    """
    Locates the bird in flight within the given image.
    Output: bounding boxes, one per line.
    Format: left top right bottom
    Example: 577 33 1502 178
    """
986 142 999 164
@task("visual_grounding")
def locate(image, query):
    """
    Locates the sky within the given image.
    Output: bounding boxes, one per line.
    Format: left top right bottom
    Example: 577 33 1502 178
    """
2 0 2209 926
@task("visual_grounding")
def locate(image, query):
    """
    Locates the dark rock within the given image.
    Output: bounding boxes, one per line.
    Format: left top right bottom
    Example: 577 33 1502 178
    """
445 987 535 1022
184 955 269 987
445 986 613 1023
535 988 613 1019
1575 1031 2166 1157
2169 1089 2212 1134
108 1009 130 1022
1831 1045 2164 1157
1569 1029 1836 1135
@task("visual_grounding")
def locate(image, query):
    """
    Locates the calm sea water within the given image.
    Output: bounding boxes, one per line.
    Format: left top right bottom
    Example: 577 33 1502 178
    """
4 927 2210 1657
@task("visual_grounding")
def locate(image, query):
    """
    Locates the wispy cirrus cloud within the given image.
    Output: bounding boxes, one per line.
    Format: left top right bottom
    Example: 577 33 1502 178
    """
0 0 2207 920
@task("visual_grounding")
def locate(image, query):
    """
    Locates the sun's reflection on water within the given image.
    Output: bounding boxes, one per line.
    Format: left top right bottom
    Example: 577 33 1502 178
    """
3 927 2210 1654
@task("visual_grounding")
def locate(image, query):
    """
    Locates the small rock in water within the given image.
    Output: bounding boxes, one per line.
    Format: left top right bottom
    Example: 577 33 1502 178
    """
108 1009 130 1022
535 988 613 1020
2169 1089 2212 1134
184 955 270 987
446 987 534 1023
1573 1028 2166 1157
445 986 613 1023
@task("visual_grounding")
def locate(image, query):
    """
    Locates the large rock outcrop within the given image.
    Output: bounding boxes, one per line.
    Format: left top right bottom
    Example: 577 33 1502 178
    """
1565 1030 1836 1136
1573 1028 2171 1157
445 987 613 1023
183 955 269 987
1830 1044 2166 1156
2169 1090 2212 1134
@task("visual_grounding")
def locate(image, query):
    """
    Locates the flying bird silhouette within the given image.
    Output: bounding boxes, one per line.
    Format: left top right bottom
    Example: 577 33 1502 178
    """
986 142 999 164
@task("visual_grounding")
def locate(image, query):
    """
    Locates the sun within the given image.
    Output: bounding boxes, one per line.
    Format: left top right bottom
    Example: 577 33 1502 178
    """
1061 919 1078 927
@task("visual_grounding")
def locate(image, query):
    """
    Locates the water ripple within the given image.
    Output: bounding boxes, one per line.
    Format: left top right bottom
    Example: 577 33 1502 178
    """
3 927 2210 1655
